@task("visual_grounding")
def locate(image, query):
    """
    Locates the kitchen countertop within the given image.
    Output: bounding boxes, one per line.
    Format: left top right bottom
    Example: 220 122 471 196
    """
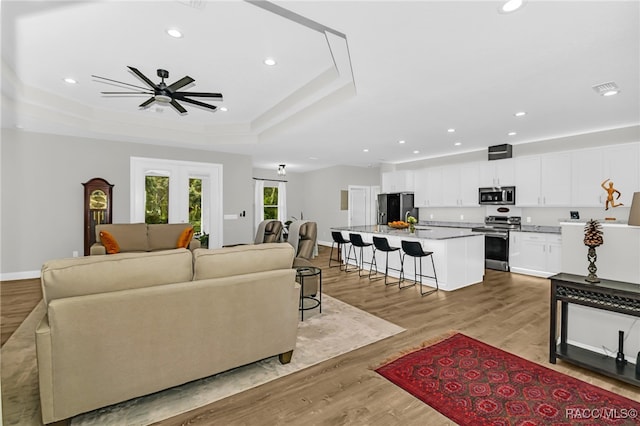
332 225 481 240
416 221 561 234
519 225 561 234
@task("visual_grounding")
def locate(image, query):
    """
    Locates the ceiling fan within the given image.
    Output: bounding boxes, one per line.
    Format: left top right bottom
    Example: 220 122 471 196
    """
92 66 223 114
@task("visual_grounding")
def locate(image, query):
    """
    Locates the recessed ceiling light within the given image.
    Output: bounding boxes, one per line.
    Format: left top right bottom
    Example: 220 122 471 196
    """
166 28 183 38
398 140 406 144
500 0 524 14
63 78 77 84
413 150 420 154
514 111 527 117
219 107 228 112
508 132 517 136
592 82 620 97
454 142 462 146
264 58 277 66
447 128 455 133
363 149 369 153
309 156 318 160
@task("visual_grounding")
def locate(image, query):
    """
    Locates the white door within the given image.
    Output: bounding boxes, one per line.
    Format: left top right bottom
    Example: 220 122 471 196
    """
348 186 368 227
130 157 224 248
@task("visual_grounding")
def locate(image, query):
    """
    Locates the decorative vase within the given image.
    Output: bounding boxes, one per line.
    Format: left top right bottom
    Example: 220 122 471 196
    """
585 245 600 283
409 224 415 233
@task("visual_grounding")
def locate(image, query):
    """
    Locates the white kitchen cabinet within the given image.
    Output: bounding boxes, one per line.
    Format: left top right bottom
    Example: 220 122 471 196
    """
602 143 639 206
515 153 571 207
479 159 514 187
571 148 605 207
509 231 562 277
441 163 480 206
413 168 430 207
571 142 640 207
381 170 415 193
414 167 444 207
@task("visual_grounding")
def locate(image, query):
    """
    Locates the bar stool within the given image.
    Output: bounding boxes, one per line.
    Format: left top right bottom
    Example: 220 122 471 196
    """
345 233 374 277
370 236 403 286
400 240 439 296
329 231 350 270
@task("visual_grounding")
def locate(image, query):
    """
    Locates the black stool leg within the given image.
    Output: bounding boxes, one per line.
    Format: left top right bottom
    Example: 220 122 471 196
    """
345 244 357 273
419 254 438 297
399 253 416 290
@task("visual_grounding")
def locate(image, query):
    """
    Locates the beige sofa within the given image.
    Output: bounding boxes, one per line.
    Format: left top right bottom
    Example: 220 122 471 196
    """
90 223 200 255
37 243 299 424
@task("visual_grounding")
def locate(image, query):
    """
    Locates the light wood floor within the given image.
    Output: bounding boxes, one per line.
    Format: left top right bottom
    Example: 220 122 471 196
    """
1 278 41 346
2 248 638 425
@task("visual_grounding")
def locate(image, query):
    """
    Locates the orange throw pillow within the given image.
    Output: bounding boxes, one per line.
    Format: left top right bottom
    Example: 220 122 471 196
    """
99 230 120 254
176 227 195 249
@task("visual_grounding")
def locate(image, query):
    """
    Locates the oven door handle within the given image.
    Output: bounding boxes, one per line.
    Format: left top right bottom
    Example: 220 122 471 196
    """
484 233 509 239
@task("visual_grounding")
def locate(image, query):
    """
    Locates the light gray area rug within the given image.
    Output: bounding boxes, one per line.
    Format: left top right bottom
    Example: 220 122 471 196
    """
2 295 404 425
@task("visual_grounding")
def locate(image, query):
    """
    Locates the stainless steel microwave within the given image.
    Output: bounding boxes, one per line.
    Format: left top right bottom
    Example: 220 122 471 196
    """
478 186 516 205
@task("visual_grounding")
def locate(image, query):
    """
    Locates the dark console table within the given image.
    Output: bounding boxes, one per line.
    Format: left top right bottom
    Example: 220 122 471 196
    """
549 273 640 387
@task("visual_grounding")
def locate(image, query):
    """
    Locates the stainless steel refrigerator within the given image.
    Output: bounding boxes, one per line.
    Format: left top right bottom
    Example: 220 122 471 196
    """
377 193 418 224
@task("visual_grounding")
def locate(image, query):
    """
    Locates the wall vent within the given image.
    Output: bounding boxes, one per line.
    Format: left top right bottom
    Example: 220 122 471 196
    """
488 144 512 160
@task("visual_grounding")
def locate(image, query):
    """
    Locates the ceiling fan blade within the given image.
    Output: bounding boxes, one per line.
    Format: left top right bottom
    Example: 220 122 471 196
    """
127 66 158 89
174 91 223 99
139 97 156 108
101 91 153 95
170 99 188 114
91 74 150 91
179 97 218 111
167 76 195 92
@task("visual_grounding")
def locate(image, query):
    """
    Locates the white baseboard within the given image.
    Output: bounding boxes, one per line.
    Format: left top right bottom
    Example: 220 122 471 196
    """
565 339 637 365
510 267 555 278
1 270 40 281
318 240 332 247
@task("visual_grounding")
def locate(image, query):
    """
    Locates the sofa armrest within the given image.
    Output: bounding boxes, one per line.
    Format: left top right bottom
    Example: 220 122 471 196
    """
90 243 106 255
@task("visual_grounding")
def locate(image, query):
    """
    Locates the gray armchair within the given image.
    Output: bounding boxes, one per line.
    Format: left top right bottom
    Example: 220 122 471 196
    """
290 221 319 297
255 220 283 244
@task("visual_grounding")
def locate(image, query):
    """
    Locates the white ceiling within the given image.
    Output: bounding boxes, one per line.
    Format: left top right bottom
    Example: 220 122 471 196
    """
2 1 639 174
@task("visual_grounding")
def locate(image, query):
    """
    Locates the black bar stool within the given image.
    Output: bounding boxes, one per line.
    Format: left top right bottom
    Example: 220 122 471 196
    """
400 240 439 296
370 236 403 285
329 231 350 270
345 233 374 277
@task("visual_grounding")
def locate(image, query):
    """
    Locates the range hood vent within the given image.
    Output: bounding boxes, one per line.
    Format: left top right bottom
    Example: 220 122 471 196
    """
488 144 512 161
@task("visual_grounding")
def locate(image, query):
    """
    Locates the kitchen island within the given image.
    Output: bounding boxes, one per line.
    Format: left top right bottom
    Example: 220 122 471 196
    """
331 225 484 291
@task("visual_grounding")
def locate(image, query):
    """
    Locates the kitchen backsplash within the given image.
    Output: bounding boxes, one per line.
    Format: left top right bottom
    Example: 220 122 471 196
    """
418 206 632 226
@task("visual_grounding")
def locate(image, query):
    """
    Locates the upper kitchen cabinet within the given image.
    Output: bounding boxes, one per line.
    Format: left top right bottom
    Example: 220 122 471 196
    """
516 153 571 206
441 162 480 207
601 143 639 206
414 167 443 207
479 159 515 187
381 170 415 193
571 143 639 207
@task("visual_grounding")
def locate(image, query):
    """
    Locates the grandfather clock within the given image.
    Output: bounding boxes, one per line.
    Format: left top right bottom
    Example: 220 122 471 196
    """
83 178 114 255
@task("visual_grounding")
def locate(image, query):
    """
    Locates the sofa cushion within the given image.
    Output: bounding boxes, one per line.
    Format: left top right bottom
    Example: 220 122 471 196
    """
41 249 193 304
148 223 192 251
192 243 294 280
99 230 120 254
96 223 149 252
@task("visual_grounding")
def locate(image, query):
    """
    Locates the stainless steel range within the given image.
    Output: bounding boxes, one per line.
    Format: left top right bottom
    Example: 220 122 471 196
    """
472 209 521 271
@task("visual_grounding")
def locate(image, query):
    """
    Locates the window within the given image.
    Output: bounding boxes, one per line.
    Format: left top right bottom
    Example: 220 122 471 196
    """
189 178 202 234
264 186 278 219
145 175 169 224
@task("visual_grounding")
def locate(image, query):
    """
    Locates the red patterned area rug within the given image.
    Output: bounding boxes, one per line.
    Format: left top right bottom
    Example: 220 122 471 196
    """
375 333 640 425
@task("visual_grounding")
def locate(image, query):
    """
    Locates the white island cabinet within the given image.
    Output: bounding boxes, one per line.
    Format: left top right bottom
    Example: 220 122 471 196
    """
331 226 485 291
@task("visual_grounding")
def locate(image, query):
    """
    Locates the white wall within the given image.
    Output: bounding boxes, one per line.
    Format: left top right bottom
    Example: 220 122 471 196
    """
300 165 380 244
1 129 254 277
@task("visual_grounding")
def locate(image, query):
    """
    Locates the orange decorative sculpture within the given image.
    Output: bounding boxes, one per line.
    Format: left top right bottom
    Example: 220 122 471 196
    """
601 178 623 210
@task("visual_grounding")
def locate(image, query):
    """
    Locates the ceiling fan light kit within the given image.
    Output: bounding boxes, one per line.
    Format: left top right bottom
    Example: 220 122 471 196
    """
93 66 223 114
